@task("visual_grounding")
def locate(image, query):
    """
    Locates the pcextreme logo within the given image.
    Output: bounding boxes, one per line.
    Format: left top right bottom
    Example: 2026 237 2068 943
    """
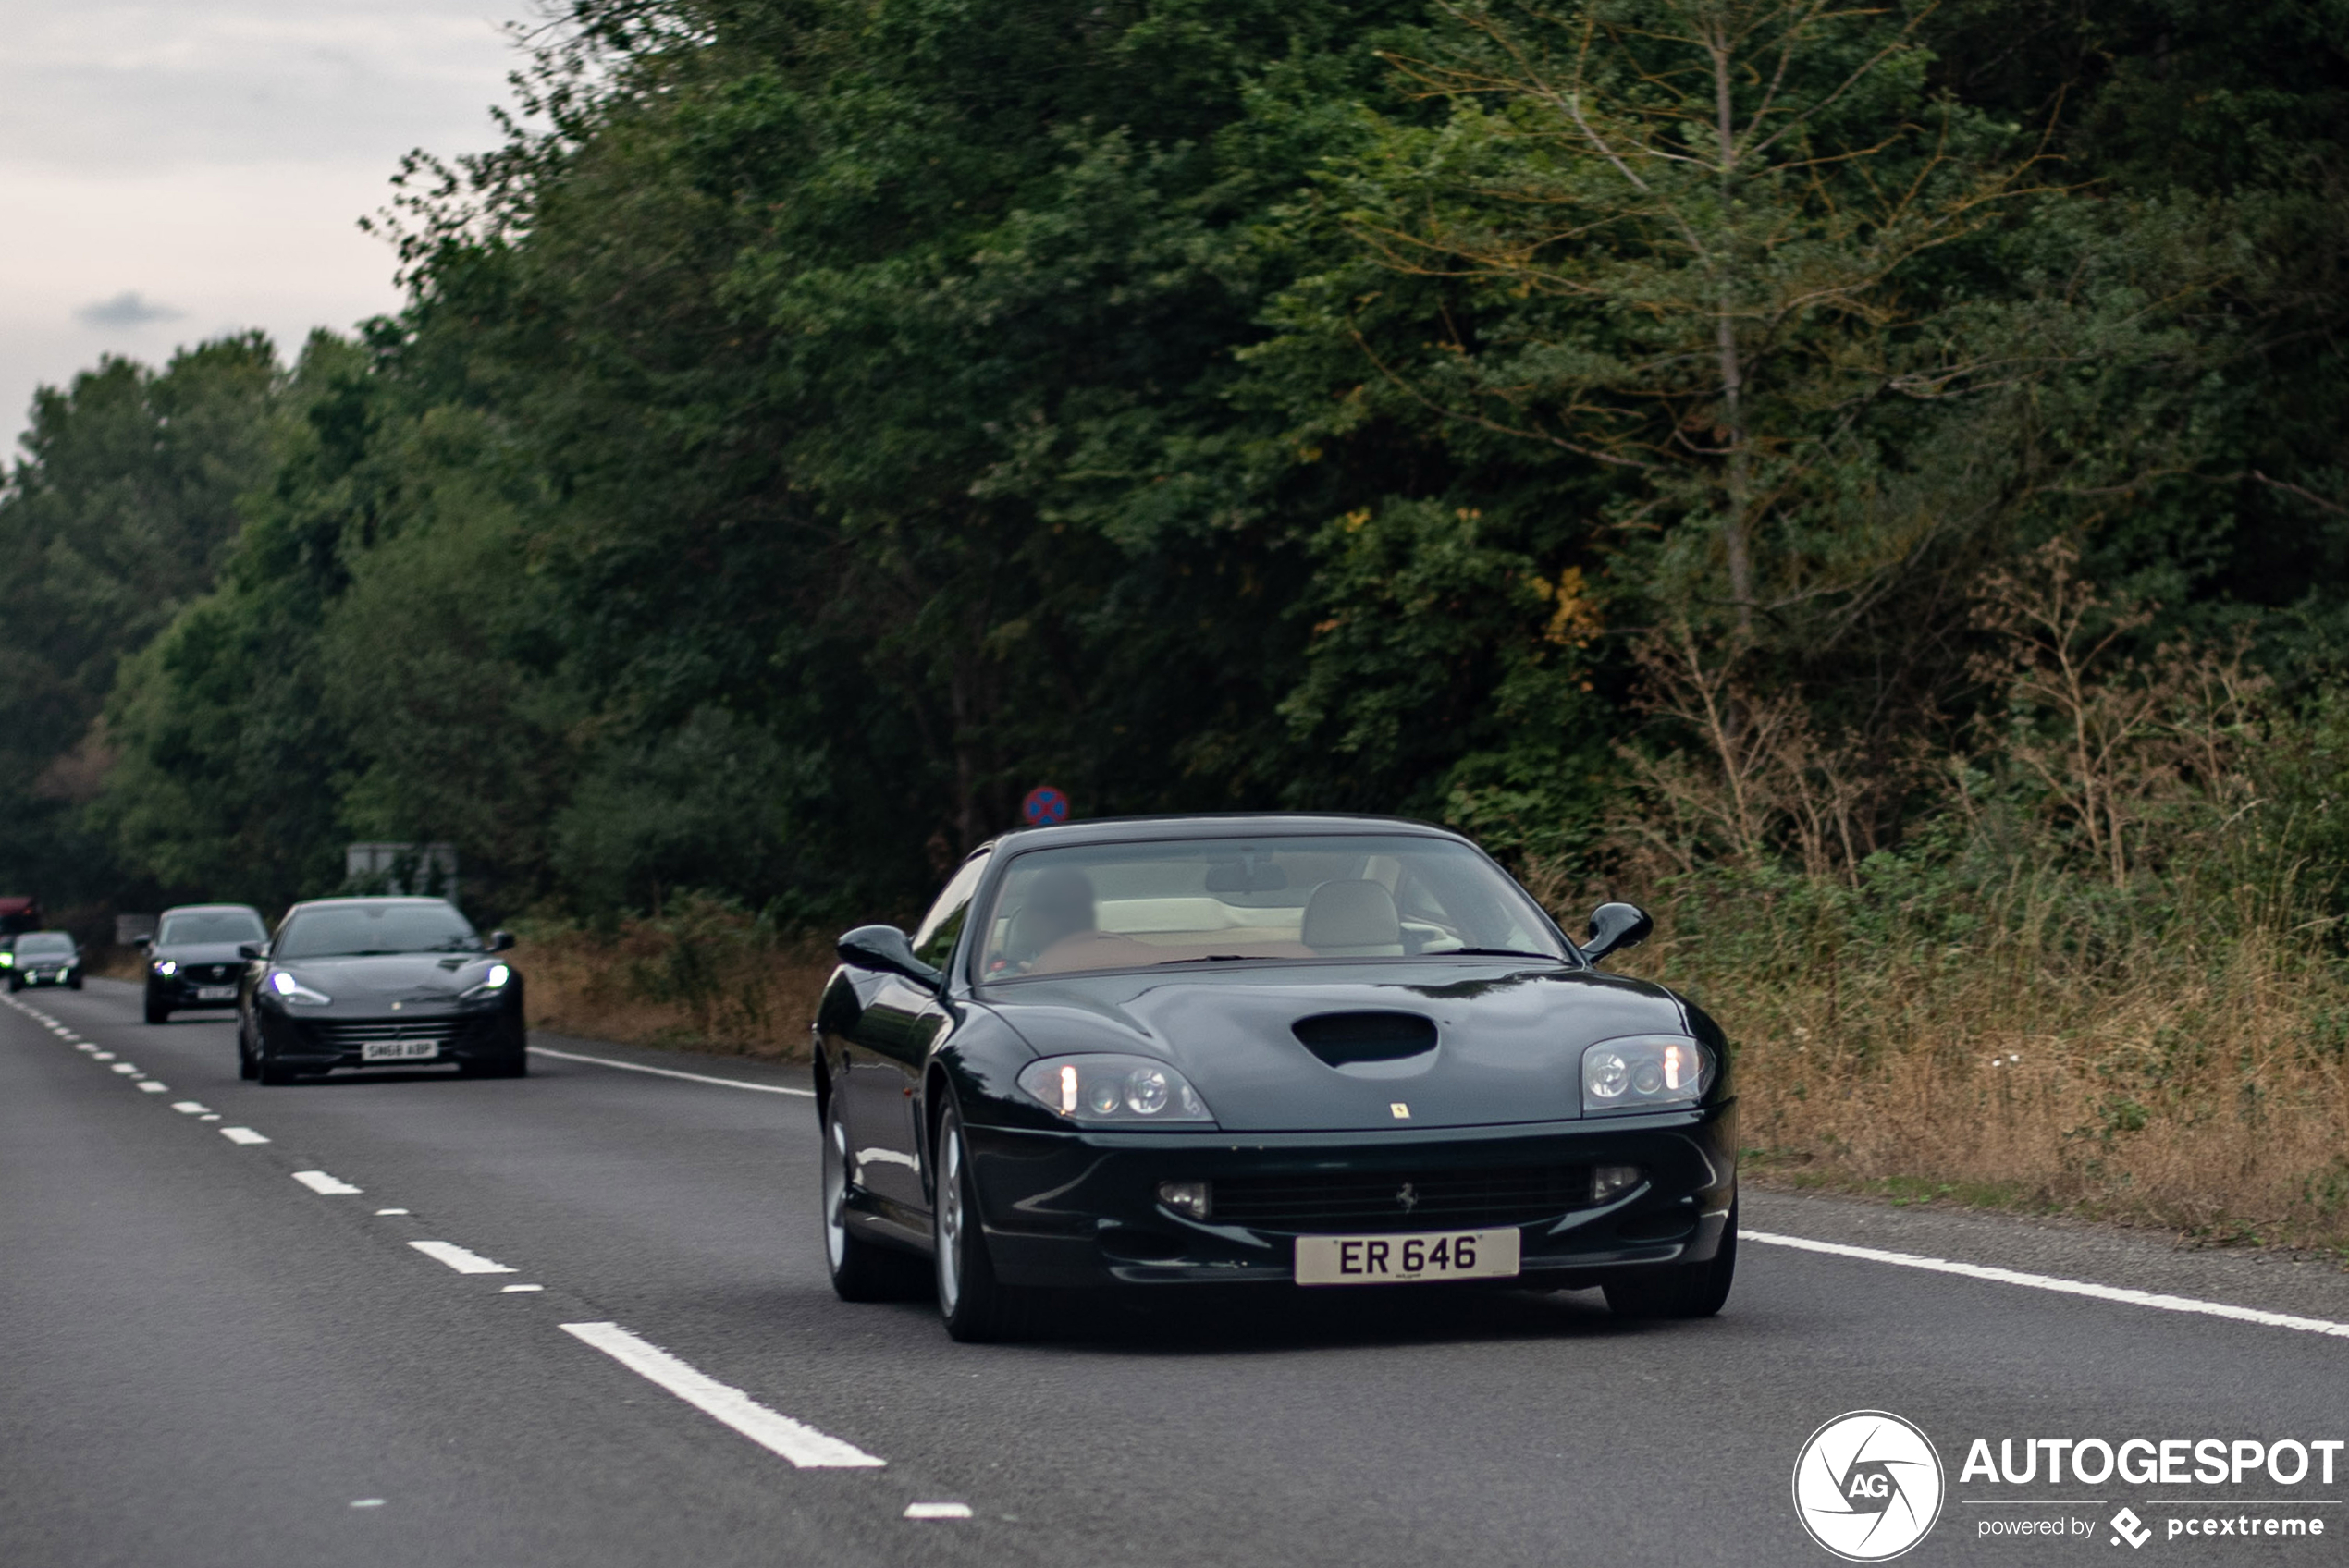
1793 1410 1948 1562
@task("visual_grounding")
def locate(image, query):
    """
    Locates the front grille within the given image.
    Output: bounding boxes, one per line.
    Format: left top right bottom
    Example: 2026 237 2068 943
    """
1211 1166 1590 1232
179 962 239 984
302 1015 501 1051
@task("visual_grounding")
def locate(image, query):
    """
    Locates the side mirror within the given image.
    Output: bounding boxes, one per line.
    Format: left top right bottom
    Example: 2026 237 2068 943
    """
133 935 152 951
238 942 268 961
1581 902 1654 963
837 924 943 991
488 929 517 953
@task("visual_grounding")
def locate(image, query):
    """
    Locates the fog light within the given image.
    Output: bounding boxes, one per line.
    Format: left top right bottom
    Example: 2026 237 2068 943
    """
1591 1165 1642 1202
1157 1180 1212 1220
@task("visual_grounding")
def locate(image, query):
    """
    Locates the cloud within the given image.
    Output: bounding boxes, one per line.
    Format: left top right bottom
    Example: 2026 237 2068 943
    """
74 290 183 328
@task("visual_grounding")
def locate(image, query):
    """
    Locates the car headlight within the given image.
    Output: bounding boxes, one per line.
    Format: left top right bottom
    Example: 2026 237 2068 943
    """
1015 1054 1215 1125
1580 1035 1712 1115
267 970 332 1006
155 960 178 977
461 962 511 1001
0 952 12 968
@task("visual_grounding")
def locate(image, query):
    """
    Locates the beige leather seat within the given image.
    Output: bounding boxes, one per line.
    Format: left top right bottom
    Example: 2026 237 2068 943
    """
1300 879 1405 957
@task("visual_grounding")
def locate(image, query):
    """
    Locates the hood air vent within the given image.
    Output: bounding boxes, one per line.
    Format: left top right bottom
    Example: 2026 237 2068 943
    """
1291 1011 1438 1067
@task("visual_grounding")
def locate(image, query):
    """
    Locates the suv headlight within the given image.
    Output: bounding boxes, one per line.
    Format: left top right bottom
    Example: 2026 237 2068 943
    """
267 970 332 1006
461 962 512 1000
155 960 178 977
1015 1054 1215 1125
1580 1035 1712 1115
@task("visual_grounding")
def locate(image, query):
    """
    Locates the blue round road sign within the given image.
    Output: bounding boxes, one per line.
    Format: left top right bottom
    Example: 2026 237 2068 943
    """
1021 786 1070 826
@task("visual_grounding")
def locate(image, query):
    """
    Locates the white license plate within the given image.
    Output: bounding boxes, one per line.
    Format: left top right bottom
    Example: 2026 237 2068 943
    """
362 1040 441 1061
1295 1228 1520 1286
196 986 237 1000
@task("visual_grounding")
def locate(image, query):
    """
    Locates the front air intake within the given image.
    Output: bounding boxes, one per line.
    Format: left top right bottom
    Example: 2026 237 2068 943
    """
1290 1011 1438 1067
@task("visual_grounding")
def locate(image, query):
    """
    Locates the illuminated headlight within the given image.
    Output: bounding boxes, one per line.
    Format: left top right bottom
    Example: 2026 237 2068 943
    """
1015 1054 1214 1125
0 952 12 968
461 962 512 1000
155 960 178 977
1580 1035 1711 1115
267 970 332 1006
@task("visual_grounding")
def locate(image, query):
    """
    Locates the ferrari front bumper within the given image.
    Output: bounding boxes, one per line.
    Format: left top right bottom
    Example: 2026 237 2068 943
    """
963 1101 1737 1289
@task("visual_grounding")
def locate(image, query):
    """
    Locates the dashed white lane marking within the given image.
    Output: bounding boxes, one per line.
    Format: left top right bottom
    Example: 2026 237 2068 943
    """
110 1063 139 1074
500 1284 544 1293
292 1170 363 1195
409 1240 516 1275
171 1101 210 1114
218 1127 269 1145
92 1052 114 1060
349 1499 385 1509
527 1045 814 1097
137 1082 168 1093
1748 1231 2349 1340
559 1321 884 1469
74 1044 95 1052
904 1502 974 1520
375 1207 410 1216
199 1114 220 1121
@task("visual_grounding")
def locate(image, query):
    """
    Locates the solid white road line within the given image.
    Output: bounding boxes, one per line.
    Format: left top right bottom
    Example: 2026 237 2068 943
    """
292 1170 363 1195
559 1321 884 1469
904 1502 974 1520
1748 1231 2349 1340
218 1127 269 1145
527 1045 814 1097
408 1240 516 1275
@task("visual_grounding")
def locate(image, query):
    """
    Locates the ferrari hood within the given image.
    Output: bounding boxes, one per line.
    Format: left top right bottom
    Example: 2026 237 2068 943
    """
985 960 1692 1132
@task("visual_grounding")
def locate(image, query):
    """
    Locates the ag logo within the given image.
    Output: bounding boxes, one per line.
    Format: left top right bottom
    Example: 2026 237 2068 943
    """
1792 1410 1946 1562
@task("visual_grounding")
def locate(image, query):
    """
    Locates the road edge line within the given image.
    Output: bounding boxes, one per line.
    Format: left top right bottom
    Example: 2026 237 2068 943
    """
527 1045 814 1097
1747 1230 2349 1339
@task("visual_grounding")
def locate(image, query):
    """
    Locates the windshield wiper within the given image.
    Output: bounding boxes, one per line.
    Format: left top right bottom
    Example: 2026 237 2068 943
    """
1433 947 1568 962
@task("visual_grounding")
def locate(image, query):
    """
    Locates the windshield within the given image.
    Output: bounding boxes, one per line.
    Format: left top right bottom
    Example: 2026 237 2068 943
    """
976 834 1568 981
16 933 73 957
159 909 267 946
275 901 482 960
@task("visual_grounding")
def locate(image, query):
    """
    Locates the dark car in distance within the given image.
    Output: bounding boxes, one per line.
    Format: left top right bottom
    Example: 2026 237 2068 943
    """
815 814 1738 1341
142 903 270 1023
7 930 82 992
239 897 524 1085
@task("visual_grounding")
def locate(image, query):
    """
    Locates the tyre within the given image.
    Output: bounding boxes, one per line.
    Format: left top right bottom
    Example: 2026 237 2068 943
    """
933 1103 1039 1341
256 1046 298 1086
237 1027 259 1081
820 1092 925 1302
144 994 170 1024
1604 1203 1737 1320
68 974 82 990
460 1053 528 1079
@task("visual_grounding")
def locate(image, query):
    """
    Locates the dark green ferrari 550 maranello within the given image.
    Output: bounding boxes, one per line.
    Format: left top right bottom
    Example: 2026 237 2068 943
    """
815 814 1737 1341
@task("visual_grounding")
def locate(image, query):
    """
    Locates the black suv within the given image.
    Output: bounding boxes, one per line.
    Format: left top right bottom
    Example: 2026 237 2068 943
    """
142 904 269 1023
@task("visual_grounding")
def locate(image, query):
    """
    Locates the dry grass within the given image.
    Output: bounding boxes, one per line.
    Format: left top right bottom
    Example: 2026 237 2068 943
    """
515 902 834 1060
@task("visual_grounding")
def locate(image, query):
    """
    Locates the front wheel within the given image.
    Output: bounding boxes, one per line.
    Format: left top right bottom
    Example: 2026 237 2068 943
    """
933 1104 1039 1341
144 995 170 1024
1604 1203 1736 1320
820 1093 924 1302
68 975 83 990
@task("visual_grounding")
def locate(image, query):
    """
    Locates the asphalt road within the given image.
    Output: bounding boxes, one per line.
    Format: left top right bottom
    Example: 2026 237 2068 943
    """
5 980 2346 1568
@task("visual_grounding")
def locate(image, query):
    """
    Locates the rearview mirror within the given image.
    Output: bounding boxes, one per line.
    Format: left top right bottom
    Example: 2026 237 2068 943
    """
1205 860 1288 893
1581 902 1654 963
487 929 517 953
836 925 944 991
238 942 267 961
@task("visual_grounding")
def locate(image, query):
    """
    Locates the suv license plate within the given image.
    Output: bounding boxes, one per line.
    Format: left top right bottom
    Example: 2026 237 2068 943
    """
363 1040 441 1061
196 986 237 1000
1295 1228 1520 1286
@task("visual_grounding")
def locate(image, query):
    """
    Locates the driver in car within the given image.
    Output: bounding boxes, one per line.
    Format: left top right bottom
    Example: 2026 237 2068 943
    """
993 868 1100 975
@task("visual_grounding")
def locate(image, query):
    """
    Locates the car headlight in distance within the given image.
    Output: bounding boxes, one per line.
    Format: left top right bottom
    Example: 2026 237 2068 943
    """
155 960 178 977
1580 1035 1712 1115
461 962 512 1000
1015 1055 1215 1126
267 970 332 1006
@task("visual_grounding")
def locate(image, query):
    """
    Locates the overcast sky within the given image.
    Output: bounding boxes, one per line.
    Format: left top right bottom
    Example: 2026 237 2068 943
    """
2 1 535 455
